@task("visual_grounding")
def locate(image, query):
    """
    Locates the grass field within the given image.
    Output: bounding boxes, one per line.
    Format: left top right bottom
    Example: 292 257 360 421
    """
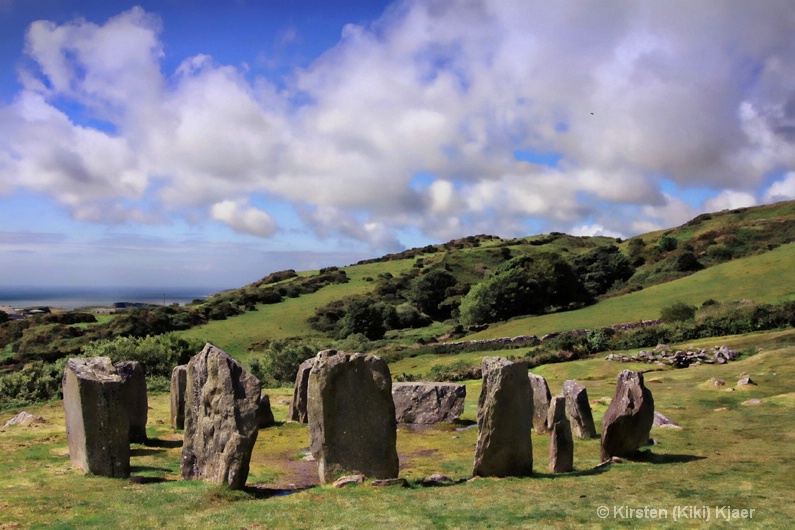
2 328 794 528
470 242 795 340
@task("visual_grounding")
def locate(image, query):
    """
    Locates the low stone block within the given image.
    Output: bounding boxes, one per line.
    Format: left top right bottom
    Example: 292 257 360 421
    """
62 357 130 478
392 382 466 423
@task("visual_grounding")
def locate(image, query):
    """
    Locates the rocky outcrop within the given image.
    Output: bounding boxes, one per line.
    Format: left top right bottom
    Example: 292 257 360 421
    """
181 344 261 489
114 360 148 444
258 393 276 428
288 358 315 423
392 382 465 423
62 357 130 478
473 357 533 477
562 380 598 439
547 396 573 473
170 365 188 430
308 350 399 484
528 373 552 433
601 370 655 461
606 344 739 368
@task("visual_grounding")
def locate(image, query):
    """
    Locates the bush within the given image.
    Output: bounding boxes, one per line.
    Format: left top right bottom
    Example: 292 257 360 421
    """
81 333 205 381
660 302 697 323
0 359 67 408
253 340 320 387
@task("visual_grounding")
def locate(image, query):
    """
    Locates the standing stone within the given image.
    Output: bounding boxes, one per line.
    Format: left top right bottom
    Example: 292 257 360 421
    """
601 370 655 461
258 393 276 428
288 358 315 423
562 380 598 439
307 350 398 484
181 344 261 489
547 396 573 473
114 360 148 444
392 382 466 423
528 373 552 433
473 357 533 477
170 365 188 430
62 357 130 478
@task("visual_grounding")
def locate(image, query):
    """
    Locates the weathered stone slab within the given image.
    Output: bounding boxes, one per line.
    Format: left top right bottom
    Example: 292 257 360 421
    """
181 344 261 489
62 357 130 478
563 380 598 439
308 350 398 484
528 372 552 433
548 396 573 473
114 360 148 444
473 357 533 477
392 382 465 423
258 393 276 428
601 370 655 461
170 365 188 430
288 358 315 423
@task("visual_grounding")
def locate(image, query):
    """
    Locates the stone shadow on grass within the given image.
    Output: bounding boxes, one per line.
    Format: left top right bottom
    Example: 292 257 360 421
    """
130 447 166 457
533 465 613 479
144 437 182 448
628 450 707 465
243 484 315 499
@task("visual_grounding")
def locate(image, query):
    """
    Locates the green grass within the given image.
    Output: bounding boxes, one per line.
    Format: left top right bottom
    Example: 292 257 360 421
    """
470 242 795 340
3 328 795 528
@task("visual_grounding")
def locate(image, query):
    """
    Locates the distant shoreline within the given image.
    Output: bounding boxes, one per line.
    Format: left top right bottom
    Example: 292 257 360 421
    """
0 286 225 311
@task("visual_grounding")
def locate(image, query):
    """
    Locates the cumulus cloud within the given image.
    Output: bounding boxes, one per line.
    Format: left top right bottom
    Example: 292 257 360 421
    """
210 200 277 237
2 1 795 251
764 172 795 202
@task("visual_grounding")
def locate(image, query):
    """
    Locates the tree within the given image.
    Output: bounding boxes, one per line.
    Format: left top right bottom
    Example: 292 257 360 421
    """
338 298 387 340
410 269 458 320
572 245 635 296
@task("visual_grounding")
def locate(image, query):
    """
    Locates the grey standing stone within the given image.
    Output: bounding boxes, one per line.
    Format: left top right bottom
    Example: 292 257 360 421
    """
181 344 261 489
62 357 130 478
288 358 315 423
473 357 533 478
170 365 188 430
258 393 276 428
562 380 598 439
528 372 552 433
307 350 398 484
392 382 466 423
114 360 148 444
547 396 573 473
601 370 655 461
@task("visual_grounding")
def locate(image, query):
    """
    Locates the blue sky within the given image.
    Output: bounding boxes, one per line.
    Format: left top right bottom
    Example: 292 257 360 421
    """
2 1 795 288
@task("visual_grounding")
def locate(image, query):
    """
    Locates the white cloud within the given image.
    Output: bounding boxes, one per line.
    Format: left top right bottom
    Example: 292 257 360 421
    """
764 172 795 202
2 1 795 253
703 190 758 212
571 224 624 239
210 200 277 238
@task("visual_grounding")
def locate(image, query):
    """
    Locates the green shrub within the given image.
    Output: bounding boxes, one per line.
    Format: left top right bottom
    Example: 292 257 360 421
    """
660 301 697 323
0 359 67 408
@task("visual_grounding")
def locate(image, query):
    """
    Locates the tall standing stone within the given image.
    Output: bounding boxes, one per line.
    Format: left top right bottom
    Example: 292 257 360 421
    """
392 382 466 423
181 344 261 489
547 396 573 473
288 358 315 423
62 357 130 478
563 380 598 439
528 373 552 433
601 370 655 461
114 360 148 444
473 357 533 478
307 350 398 484
170 365 188 430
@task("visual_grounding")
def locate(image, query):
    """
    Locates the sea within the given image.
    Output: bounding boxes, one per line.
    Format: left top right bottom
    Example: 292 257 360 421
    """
0 286 226 311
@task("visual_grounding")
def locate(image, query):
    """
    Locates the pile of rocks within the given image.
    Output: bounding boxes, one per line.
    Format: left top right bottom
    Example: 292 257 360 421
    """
605 345 739 368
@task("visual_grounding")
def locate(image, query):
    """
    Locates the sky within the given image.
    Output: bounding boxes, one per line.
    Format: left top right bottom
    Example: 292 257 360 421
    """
2 1 795 289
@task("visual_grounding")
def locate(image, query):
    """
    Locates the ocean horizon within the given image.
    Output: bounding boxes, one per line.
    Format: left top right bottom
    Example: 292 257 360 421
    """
0 286 228 311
